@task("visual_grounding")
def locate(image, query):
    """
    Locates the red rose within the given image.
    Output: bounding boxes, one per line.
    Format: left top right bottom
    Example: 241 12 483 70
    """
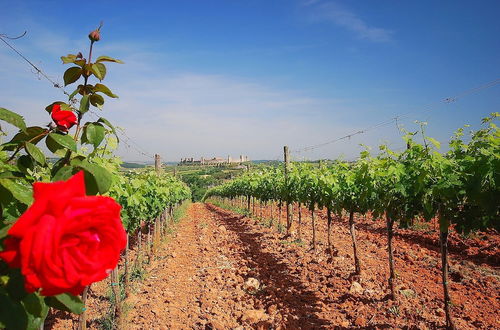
51 104 78 132
0 172 126 296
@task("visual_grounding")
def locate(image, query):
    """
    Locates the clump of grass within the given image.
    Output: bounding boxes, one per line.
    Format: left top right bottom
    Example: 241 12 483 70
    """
281 239 305 247
400 289 416 298
388 306 400 317
130 267 146 282
94 313 113 330
410 221 432 232
173 200 191 223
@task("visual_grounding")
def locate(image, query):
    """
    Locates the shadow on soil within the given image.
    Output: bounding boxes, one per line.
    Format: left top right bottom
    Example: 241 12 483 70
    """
315 212 499 268
206 203 331 328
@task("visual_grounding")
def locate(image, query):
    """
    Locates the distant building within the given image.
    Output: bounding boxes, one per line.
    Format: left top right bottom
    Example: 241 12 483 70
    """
179 155 250 166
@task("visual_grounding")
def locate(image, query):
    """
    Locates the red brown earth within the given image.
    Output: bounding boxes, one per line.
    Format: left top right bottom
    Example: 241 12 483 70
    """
47 202 499 329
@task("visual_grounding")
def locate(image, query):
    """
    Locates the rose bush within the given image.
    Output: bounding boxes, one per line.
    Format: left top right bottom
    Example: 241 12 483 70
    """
51 103 77 131
0 171 127 296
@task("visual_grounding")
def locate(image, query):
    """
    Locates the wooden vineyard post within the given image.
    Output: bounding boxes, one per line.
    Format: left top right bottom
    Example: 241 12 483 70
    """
111 267 122 328
154 153 161 254
153 216 159 253
147 223 152 263
327 207 333 257
124 234 130 298
284 146 293 236
135 230 142 269
278 201 282 231
311 206 316 251
164 209 168 235
154 154 161 174
162 209 167 236
298 202 302 240
270 201 274 226
386 214 396 300
246 165 251 213
349 210 361 275
440 229 456 329
78 285 90 330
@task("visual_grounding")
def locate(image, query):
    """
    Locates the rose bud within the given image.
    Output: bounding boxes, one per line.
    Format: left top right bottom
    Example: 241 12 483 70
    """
51 104 78 132
88 29 101 42
0 172 127 296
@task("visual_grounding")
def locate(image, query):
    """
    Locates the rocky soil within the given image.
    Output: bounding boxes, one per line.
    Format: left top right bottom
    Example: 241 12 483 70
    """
47 202 499 329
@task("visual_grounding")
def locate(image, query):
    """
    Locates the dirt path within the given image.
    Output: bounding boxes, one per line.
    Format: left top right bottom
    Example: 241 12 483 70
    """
125 202 334 329
50 202 497 329
125 204 205 328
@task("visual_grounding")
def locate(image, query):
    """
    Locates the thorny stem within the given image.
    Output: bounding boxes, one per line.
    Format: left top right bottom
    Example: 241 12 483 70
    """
73 40 95 141
63 39 95 165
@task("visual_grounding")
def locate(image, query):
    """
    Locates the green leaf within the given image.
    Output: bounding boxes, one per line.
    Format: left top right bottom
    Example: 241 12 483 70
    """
25 142 46 165
74 59 86 67
97 117 119 142
45 135 63 155
52 165 75 182
91 63 106 80
427 137 441 149
0 223 12 239
95 55 124 64
0 179 33 205
85 123 105 148
2 127 47 151
0 288 27 329
22 293 49 330
79 94 90 113
5 269 27 300
63 67 82 86
0 107 26 131
47 133 77 152
78 160 112 195
94 83 118 98
44 293 84 314
89 94 105 108
61 54 77 64
69 156 85 167
68 88 79 101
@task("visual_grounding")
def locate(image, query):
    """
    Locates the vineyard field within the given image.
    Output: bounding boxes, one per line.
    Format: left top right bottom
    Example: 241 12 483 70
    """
1 9 499 329
44 203 498 329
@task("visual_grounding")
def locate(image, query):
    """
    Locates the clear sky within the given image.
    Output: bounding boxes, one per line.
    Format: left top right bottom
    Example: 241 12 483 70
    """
1 0 499 162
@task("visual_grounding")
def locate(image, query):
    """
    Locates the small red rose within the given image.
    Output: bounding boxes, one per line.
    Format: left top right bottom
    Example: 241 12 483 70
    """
51 104 78 132
0 171 126 296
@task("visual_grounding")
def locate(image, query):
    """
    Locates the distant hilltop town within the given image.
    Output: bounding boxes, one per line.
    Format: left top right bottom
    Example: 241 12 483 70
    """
179 155 250 166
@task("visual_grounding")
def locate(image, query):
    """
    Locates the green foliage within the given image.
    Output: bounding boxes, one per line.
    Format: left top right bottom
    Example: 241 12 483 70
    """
206 113 500 234
177 166 241 202
108 171 190 233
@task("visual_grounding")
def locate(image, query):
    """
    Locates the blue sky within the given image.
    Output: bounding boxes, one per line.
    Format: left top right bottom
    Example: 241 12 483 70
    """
1 0 499 161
